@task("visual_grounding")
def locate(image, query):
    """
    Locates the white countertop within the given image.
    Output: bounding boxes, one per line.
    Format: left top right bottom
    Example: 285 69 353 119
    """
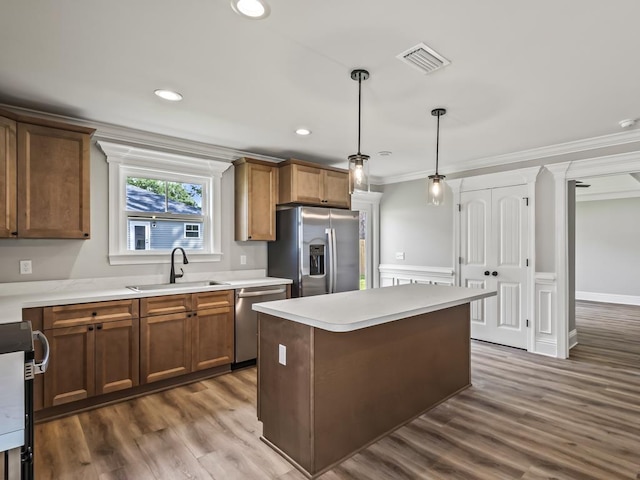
0 273 292 324
252 283 496 332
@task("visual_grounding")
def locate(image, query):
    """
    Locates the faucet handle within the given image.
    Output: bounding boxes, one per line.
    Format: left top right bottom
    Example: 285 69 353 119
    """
176 268 184 279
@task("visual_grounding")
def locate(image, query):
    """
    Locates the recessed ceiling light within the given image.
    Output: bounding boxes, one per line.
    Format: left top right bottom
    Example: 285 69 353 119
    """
230 0 270 19
619 118 636 128
154 89 183 102
378 151 393 156
295 128 311 136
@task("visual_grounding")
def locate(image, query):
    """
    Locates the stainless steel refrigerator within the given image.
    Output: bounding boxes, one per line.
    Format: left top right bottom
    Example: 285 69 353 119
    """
268 206 360 297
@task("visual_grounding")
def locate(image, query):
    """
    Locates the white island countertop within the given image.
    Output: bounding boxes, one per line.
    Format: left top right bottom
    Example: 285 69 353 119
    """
253 283 496 332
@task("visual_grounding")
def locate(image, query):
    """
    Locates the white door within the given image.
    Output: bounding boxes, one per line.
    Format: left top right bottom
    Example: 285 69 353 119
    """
460 185 529 349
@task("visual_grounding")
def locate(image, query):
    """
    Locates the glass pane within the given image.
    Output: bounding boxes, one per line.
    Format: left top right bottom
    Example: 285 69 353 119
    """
126 177 167 213
127 218 204 251
167 182 202 215
359 210 367 290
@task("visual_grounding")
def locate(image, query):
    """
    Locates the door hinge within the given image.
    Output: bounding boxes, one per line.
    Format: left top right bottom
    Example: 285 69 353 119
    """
526 319 530 328
523 196 529 206
458 256 462 264
526 258 529 267
457 203 461 212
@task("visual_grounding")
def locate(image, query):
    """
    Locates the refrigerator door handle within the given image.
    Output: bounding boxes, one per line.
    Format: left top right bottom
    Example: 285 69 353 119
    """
331 227 338 293
326 228 334 294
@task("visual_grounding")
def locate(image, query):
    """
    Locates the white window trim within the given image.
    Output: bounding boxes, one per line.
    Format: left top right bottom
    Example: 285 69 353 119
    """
129 220 150 250
99 141 231 265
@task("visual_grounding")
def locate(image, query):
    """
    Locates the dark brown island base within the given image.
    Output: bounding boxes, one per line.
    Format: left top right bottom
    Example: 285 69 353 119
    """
253 283 496 478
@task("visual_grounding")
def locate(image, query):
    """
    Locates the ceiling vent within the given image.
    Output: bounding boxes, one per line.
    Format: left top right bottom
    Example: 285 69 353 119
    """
396 42 450 75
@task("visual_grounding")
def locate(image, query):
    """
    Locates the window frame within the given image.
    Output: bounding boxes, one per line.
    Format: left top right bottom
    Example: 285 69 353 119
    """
99 141 230 265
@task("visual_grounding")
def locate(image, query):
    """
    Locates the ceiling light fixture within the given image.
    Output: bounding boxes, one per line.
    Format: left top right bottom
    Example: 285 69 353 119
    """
427 108 447 206
348 69 370 194
154 89 183 102
619 118 636 128
230 0 270 19
295 128 311 136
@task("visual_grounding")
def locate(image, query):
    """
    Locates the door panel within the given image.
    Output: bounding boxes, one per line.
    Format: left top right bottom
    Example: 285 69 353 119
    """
331 209 359 293
95 318 140 395
301 207 330 296
461 185 528 349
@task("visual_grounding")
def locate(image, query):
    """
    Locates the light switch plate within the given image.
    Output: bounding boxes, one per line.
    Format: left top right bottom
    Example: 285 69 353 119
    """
278 344 286 366
240 255 247 265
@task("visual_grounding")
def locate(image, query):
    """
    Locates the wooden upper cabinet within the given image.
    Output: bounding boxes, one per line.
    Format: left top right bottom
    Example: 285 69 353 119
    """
234 157 279 241
0 116 17 238
278 159 350 209
0 108 94 240
17 123 91 238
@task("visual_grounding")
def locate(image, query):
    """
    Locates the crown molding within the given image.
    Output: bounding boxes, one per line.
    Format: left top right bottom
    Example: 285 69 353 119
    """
376 128 640 185
0 103 285 164
576 190 640 202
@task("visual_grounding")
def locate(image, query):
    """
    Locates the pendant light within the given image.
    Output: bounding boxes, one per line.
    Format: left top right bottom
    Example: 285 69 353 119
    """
348 69 370 193
427 108 447 206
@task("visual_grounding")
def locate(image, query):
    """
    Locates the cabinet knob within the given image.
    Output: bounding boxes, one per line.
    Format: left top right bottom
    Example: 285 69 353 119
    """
88 326 94 331
193 312 197 317
11 231 17 236
97 324 103 330
83 233 89 237
248 236 252 239
92 312 97 316
492 271 498 277
484 271 490 276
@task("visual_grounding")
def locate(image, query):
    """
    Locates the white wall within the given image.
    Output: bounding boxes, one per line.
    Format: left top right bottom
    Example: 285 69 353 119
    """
380 179 454 267
575 197 640 297
0 143 267 283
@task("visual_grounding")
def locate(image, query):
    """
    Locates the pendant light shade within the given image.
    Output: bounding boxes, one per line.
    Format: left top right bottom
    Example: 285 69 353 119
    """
348 69 370 194
427 108 447 206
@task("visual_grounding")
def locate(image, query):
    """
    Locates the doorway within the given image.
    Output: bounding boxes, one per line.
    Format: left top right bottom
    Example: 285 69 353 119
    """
351 191 383 289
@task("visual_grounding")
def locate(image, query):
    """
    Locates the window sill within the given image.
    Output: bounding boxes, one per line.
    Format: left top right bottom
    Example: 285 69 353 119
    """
108 252 223 266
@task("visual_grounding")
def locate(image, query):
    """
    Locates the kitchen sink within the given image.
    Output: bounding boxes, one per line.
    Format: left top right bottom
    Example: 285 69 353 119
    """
126 280 230 292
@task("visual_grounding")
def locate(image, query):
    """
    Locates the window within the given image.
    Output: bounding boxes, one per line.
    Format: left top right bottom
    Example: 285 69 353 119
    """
184 223 201 239
99 141 231 265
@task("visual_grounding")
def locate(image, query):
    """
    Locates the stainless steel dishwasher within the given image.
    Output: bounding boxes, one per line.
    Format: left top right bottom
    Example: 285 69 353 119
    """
235 285 288 363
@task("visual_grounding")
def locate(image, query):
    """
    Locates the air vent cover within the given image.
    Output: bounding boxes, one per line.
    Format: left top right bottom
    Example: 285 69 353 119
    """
396 42 450 75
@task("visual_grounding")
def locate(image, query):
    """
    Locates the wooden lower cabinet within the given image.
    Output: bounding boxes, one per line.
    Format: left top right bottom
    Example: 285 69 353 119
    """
44 325 95 407
192 305 234 371
95 318 140 395
140 312 192 384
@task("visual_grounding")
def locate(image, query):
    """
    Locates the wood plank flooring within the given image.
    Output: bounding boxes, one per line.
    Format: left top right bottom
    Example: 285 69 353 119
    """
33 301 640 479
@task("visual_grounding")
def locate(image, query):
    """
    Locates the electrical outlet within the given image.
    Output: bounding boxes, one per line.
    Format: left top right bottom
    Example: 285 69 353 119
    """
278 344 287 366
240 255 247 265
395 252 405 260
19 260 32 275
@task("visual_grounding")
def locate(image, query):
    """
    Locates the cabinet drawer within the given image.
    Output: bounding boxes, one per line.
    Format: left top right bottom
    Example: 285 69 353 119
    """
141 294 192 317
193 290 233 311
44 299 138 330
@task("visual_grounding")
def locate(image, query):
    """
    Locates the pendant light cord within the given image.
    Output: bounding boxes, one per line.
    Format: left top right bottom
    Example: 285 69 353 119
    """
435 112 440 175
357 75 362 155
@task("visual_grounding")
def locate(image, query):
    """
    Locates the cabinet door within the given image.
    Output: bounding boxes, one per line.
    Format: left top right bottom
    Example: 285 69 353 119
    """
192 290 233 310
95 318 140 395
140 294 191 317
280 163 323 204
140 312 192 384
17 123 90 239
192 305 234 371
0 116 16 238
243 162 278 241
322 170 350 208
43 325 95 407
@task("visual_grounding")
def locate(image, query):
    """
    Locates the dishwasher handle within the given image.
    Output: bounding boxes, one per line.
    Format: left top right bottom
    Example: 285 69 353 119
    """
236 287 287 298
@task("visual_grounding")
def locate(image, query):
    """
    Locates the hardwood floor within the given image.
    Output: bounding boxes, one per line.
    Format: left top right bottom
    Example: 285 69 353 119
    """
34 301 640 479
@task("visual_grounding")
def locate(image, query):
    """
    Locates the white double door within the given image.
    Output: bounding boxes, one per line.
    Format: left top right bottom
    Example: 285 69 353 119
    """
460 184 529 349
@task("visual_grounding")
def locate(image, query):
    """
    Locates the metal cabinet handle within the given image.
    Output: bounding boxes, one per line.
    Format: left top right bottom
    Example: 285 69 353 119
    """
492 271 498 276
32 330 50 374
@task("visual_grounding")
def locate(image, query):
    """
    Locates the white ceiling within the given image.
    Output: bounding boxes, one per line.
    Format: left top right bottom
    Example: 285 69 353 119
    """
2 1 640 181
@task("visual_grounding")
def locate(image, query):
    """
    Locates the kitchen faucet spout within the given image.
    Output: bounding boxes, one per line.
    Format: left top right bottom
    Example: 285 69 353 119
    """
169 247 189 283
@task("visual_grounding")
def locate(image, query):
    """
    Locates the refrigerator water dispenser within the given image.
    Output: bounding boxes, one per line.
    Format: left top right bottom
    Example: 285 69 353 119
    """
309 244 325 275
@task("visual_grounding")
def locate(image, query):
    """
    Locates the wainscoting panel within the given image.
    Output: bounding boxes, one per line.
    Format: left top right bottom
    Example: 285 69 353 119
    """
535 272 557 357
378 265 455 288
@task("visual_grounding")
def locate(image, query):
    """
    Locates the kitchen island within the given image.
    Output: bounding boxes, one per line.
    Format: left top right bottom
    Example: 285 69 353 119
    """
253 283 496 478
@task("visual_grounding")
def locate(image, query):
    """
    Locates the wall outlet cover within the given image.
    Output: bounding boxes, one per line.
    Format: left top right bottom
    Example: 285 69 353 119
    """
19 260 32 275
278 344 286 366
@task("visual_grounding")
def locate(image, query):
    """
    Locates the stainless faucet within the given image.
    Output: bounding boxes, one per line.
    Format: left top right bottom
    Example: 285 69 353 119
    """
169 247 189 283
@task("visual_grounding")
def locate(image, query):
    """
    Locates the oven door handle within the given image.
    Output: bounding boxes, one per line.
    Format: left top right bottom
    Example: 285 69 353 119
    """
32 330 50 374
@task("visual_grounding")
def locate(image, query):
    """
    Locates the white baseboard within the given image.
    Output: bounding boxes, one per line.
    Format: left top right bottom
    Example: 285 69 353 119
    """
569 329 578 349
576 291 640 306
